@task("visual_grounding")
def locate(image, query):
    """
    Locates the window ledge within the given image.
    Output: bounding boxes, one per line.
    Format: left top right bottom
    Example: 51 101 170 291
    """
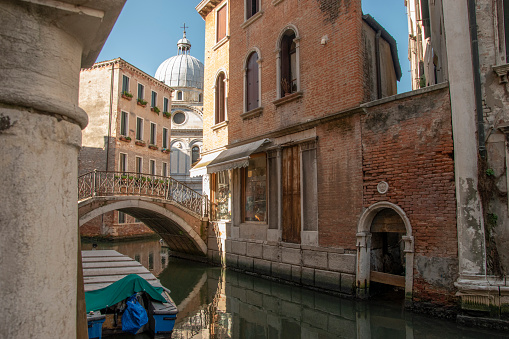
213 36 230 51
273 91 303 107
272 0 284 5
241 11 263 29
240 106 264 120
211 120 228 131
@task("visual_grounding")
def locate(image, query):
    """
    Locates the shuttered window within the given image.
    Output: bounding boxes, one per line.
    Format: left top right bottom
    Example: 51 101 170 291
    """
246 0 259 20
246 52 259 112
215 73 226 124
150 122 156 145
136 117 143 140
217 4 227 42
151 91 157 107
137 83 144 100
163 97 169 112
120 111 128 136
282 145 300 243
122 75 129 94
162 128 168 149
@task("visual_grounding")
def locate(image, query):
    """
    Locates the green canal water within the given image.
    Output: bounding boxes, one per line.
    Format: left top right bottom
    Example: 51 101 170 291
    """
82 239 507 338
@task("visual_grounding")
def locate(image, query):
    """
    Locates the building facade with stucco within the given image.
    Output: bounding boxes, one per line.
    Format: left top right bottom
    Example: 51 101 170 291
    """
78 58 173 238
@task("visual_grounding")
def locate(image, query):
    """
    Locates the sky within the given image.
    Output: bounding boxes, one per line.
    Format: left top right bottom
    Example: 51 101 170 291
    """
98 0 411 94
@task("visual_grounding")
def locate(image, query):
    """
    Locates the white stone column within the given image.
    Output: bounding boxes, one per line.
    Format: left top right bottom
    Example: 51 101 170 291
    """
442 1 487 278
0 1 124 337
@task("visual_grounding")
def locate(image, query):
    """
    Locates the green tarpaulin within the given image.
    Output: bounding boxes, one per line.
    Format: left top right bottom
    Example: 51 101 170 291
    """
85 274 168 313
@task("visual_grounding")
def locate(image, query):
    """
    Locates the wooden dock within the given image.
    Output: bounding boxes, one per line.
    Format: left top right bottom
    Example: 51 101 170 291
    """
82 250 162 292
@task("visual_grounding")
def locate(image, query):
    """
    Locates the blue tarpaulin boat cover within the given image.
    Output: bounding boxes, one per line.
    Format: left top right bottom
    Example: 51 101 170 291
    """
85 274 168 313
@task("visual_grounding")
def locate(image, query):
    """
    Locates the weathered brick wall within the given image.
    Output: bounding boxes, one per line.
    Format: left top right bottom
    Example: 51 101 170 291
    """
202 0 230 153
80 211 154 238
362 85 458 303
227 0 364 144
316 113 363 250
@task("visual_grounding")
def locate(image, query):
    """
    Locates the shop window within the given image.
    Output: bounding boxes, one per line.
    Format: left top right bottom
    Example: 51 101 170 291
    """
215 72 226 124
246 51 259 111
242 154 267 222
213 171 231 220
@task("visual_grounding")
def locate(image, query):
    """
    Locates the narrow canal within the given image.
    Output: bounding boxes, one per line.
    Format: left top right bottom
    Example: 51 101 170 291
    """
82 239 507 338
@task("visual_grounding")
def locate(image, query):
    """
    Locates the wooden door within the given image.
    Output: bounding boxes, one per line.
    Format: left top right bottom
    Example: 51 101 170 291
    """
282 146 301 243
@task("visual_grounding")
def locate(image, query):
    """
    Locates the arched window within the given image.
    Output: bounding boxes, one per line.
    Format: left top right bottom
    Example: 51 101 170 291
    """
215 72 226 124
177 91 183 100
280 31 296 96
246 52 259 112
192 146 200 165
277 27 300 99
198 93 203 102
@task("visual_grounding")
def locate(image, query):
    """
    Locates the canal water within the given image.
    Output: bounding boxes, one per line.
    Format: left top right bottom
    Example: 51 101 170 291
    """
82 239 507 338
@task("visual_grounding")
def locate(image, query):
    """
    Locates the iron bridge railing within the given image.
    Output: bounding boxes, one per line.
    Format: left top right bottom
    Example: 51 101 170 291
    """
78 170 210 218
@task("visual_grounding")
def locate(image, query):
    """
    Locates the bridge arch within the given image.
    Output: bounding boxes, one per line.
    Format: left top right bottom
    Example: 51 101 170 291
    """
79 196 207 256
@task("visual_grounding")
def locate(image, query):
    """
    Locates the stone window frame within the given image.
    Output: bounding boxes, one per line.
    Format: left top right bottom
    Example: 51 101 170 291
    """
151 90 158 108
215 1 229 47
136 116 144 141
162 161 168 177
176 91 183 101
118 211 126 224
120 111 129 137
162 127 169 149
242 0 263 29
135 156 143 174
163 97 169 112
149 159 156 176
242 48 264 120
275 24 302 101
137 82 145 100
122 74 130 94
213 69 228 129
119 152 128 173
149 121 157 145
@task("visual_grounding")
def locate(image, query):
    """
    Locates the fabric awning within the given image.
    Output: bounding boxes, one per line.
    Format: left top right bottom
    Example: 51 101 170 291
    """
189 150 222 178
207 139 270 174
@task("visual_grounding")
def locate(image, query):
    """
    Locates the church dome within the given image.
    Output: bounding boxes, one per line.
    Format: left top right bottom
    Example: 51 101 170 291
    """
155 30 204 90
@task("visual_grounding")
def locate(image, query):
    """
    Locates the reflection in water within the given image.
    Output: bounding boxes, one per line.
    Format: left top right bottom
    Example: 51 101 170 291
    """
83 239 507 338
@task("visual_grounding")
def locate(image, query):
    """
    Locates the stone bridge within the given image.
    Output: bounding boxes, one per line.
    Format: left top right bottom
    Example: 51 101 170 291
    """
78 171 210 257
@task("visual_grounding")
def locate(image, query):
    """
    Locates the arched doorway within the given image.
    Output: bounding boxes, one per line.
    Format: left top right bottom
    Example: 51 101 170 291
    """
356 202 414 301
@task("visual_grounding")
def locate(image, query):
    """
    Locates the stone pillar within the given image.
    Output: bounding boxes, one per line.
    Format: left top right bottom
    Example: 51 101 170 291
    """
355 232 371 298
442 1 487 278
0 0 124 337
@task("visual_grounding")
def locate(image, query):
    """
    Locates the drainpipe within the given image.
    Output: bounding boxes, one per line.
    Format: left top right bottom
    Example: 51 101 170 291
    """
467 0 486 158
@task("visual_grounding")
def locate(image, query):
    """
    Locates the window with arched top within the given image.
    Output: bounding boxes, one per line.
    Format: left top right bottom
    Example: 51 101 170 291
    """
277 27 300 99
192 146 200 165
177 91 183 101
246 52 259 112
198 93 203 102
215 72 226 124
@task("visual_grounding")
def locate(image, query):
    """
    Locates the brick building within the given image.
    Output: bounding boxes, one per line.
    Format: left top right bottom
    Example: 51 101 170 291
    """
78 58 173 238
404 0 509 323
191 0 464 313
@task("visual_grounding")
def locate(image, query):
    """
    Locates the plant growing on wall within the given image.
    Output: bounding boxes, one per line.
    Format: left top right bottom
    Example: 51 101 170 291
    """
137 98 148 107
122 91 133 100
